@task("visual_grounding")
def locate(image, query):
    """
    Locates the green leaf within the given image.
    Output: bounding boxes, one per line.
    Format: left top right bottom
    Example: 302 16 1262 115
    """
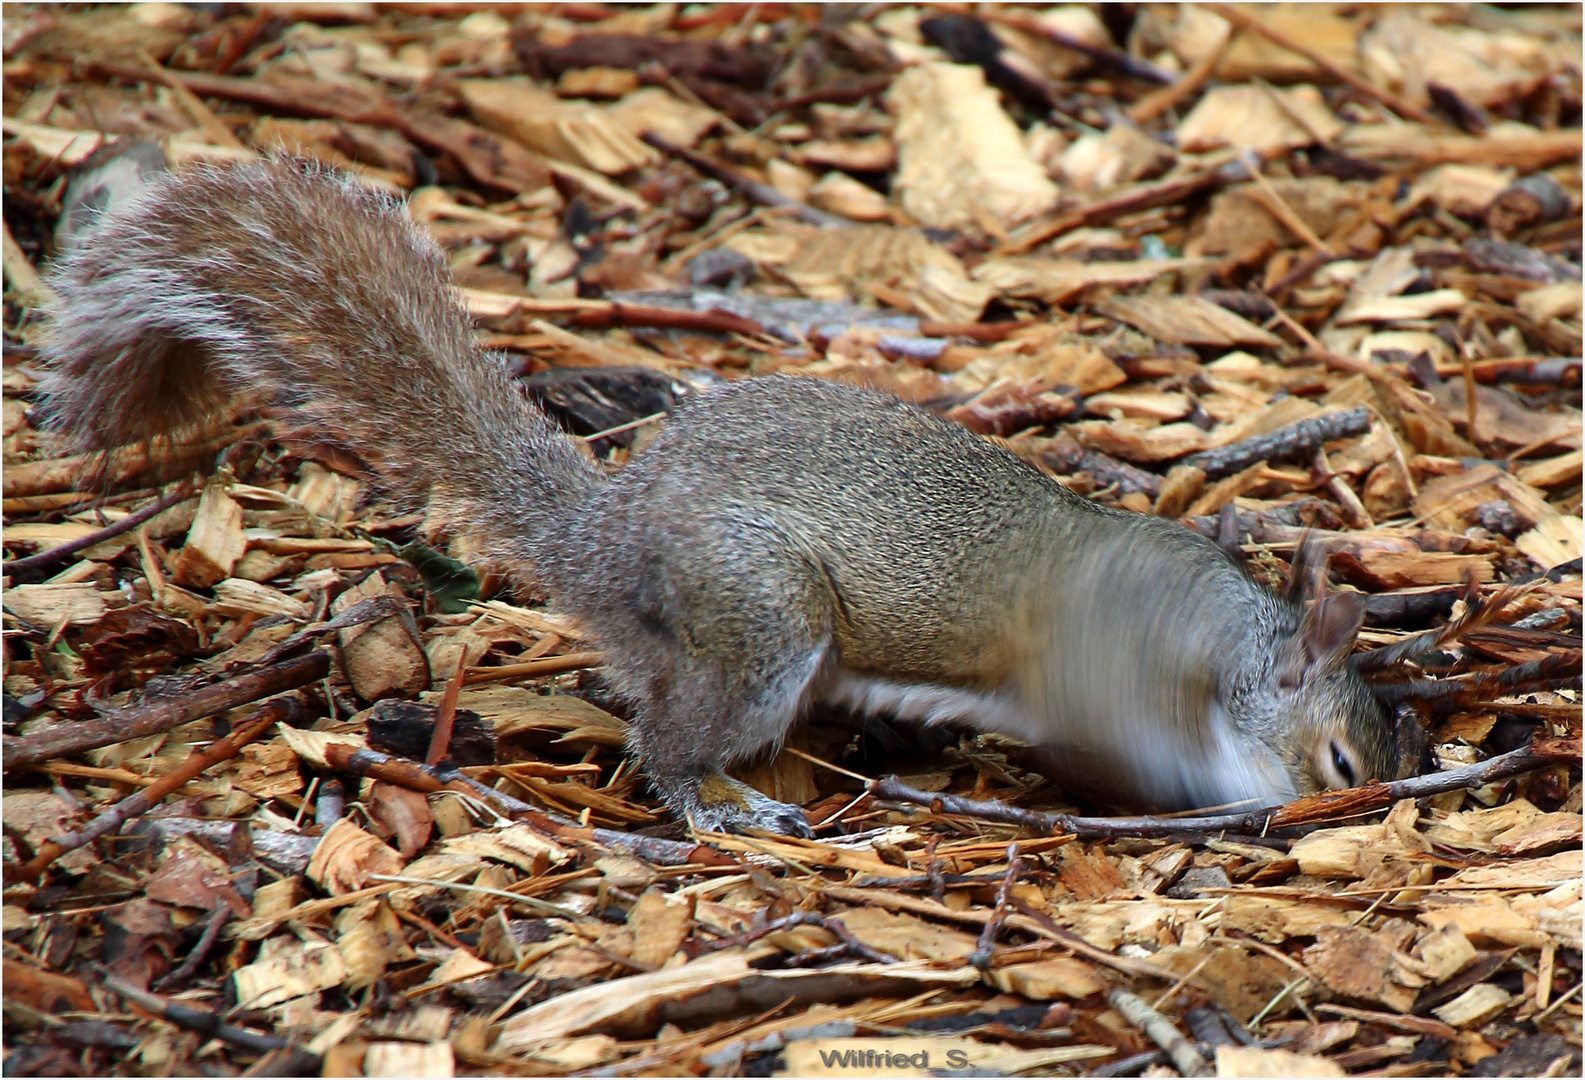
399 541 480 615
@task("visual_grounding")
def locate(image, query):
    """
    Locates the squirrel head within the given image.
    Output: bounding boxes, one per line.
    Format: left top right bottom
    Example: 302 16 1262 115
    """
1228 548 1397 799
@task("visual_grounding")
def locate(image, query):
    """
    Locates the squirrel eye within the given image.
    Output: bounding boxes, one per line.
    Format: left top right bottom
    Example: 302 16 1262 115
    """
1329 740 1357 787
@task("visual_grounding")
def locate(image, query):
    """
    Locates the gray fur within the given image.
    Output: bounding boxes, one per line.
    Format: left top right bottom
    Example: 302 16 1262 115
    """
39 161 1397 835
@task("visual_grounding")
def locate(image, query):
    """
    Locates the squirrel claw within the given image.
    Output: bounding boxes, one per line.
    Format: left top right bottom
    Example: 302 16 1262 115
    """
686 772 814 838
740 796 816 839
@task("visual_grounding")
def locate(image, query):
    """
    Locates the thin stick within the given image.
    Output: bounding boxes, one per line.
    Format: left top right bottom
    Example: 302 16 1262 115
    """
463 651 603 685
1128 33 1232 123
985 11 1173 84
364 873 591 921
1202 3 1441 126
425 652 468 767
810 790 871 831
3 650 330 770
1249 976 1308 1028
1109 987 1209 1077
570 304 766 338
641 132 847 228
154 900 234 991
2 484 192 576
1008 898 1176 980
782 745 873 784
700 910 896 966
1239 151 1336 256
137 49 247 150
1179 407 1371 479
1535 979 1582 1022
998 155 1253 255
1461 349 1480 437
866 735 1576 837
1153 952 1217 1011
580 411 668 444
1353 580 1527 673
16 697 302 883
100 970 305 1058
969 844 1023 971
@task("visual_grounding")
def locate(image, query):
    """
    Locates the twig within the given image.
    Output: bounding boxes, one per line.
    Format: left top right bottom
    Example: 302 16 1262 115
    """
985 12 1172 84
463 650 603 685
917 319 1029 343
640 132 848 228
16 697 304 883
1239 151 1336 257
701 910 897 966
1315 1003 1456 1040
1249 976 1309 1027
1267 249 1342 296
1202 3 1441 126
924 834 946 904
89 59 398 125
155 900 235 991
3 650 330 770
969 844 1023 971
997 898 1175 981
137 49 247 150
866 735 1578 837
4 423 266 499
1127 32 1233 124
1374 653 1582 709
1090 1048 1171 1077
1462 357 1581 387
581 412 669 444
1353 580 1525 673
425 652 468 767
1109 987 1210 1077
363 873 587 921
1038 440 1161 498
2 484 193 577
1535 979 1583 1021
772 76 893 111
321 742 726 868
570 302 766 337
1179 407 1371 479
1311 446 1372 529
100 970 309 1060
998 155 1253 255
252 594 410 669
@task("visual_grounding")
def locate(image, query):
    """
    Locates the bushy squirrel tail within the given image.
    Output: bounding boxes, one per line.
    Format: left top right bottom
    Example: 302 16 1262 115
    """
39 158 603 554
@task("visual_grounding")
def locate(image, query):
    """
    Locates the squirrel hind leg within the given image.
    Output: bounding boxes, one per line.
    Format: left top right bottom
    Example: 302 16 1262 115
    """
622 639 829 839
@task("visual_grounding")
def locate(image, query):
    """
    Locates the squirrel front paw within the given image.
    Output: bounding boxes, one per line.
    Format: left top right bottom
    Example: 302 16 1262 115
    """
682 771 814 838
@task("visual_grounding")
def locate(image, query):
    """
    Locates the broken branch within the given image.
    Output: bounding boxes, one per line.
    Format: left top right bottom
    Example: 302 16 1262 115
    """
16 696 305 883
640 131 849 228
867 735 1578 837
2 484 193 578
1179 407 1372 479
3 649 330 770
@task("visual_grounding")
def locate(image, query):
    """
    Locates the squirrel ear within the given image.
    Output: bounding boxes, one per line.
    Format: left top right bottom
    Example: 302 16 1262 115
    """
1285 533 1322 604
1278 590 1367 688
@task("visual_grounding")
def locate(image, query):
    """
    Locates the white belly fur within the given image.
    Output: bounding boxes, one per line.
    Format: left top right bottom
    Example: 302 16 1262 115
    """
815 666 1039 741
814 666 1295 810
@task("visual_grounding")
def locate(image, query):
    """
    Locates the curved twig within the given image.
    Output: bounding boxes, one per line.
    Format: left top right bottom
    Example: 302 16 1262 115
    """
2 484 193 577
867 735 1578 838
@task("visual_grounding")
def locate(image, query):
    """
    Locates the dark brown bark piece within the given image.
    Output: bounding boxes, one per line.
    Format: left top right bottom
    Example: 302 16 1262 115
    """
1179 407 1372 479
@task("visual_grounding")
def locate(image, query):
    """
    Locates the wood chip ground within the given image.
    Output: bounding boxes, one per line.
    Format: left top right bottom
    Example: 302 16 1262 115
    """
2 4 1580 1077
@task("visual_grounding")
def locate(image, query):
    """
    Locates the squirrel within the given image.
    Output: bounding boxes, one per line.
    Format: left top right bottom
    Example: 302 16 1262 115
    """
37 159 1397 836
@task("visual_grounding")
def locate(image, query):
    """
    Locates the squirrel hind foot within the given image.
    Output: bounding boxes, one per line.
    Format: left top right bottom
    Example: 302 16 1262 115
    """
681 771 814 838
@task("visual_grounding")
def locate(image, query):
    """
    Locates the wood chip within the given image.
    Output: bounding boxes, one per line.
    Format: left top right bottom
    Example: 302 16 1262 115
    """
888 62 1060 232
